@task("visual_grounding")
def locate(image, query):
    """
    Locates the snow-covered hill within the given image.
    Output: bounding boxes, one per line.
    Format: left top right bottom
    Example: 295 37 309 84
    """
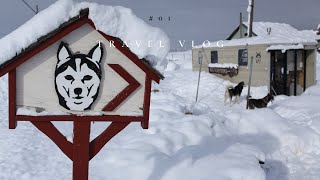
0 51 320 180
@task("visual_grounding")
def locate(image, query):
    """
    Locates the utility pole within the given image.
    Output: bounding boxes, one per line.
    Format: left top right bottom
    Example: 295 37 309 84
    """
195 50 203 102
248 0 254 37
240 12 243 38
246 56 254 109
22 0 39 15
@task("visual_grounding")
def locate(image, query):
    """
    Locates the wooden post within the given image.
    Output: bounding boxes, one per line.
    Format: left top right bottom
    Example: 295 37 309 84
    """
303 50 307 91
196 50 203 102
73 121 91 180
142 77 152 129
248 0 254 37
294 50 297 96
246 56 254 109
9 69 17 129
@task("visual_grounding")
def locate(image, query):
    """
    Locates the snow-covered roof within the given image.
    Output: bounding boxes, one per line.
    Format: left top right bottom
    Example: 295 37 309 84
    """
0 0 170 67
266 44 304 53
194 22 318 50
244 22 300 37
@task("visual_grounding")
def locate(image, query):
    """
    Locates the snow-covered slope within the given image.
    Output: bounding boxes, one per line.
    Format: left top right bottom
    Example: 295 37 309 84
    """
0 51 320 180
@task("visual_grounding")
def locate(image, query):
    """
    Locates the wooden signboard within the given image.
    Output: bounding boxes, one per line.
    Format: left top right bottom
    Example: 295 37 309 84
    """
208 67 238 77
0 9 163 180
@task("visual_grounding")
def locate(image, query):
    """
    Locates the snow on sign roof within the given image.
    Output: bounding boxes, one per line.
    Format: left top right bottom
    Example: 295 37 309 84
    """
194 22 318 49
0 0 170 67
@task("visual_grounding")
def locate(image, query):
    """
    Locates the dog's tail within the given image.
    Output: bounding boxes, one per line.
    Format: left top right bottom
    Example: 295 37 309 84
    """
225 85 233 91
225 85 233 97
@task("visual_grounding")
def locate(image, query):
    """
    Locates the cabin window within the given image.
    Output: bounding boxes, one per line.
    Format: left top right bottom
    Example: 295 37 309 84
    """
238 49 248 66
211 51 218 63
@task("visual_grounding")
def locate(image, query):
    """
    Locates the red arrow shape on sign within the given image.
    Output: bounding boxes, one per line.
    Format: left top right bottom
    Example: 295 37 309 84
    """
103 64 141 111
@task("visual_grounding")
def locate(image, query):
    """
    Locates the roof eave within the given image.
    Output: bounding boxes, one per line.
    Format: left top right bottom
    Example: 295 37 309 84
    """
0 8 90 77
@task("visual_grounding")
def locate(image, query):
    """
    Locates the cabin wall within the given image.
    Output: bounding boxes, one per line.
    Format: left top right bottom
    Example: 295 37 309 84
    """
16 24 146 115
192 44 270 86
306 50 316 88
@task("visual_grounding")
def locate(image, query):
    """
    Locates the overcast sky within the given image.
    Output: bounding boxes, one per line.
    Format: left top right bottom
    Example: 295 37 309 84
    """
0 0 319 50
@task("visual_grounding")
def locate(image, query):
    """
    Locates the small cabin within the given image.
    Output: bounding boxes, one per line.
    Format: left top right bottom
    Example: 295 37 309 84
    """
193 22 319 96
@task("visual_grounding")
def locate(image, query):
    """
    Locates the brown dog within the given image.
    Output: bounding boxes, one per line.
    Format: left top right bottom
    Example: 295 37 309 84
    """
248 93 274 109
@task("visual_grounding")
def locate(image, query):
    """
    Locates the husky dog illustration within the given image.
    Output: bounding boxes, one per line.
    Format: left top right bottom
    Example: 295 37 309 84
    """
55 41 104 111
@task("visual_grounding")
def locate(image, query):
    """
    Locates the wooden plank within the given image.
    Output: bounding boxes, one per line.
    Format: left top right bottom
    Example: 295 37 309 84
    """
103 64 141 111
73 121 91 180
89 122 130 160
141 76 152 129
294 50 297 96
16 115 144 122
9 69 17 129
303 50 307 91
32 121 73 160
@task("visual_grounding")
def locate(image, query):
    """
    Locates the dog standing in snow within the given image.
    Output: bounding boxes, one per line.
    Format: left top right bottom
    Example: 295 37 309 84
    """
224 82 245 105
247 93 274 109
55 41 103 111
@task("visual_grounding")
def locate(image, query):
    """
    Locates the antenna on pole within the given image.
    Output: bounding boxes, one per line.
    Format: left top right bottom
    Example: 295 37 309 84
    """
21 0 39 14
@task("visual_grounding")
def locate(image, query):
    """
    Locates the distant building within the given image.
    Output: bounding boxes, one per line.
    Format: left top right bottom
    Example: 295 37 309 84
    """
192 22 319 96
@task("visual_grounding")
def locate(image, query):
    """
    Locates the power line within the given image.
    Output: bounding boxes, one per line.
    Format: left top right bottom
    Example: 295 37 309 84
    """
21 0 39 14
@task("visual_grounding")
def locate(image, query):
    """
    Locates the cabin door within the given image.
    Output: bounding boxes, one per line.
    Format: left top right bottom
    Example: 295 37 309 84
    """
270 51 287 95
270 50 306 96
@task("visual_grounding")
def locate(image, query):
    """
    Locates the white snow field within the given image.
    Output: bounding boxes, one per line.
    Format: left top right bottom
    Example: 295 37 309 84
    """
0 51 319 180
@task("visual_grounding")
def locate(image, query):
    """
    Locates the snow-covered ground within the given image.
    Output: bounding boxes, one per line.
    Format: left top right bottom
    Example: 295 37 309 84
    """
1 51 320 180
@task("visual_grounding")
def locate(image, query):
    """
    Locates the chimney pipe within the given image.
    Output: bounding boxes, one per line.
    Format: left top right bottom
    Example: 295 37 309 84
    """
248 0 254 37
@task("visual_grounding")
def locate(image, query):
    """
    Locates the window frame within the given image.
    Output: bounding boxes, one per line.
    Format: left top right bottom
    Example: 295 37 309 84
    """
238 49 248 66
211 50 218 64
